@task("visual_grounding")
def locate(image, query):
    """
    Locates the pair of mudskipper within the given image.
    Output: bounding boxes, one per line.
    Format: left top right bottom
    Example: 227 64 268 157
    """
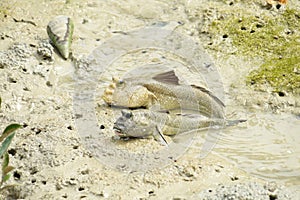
102 69 244 145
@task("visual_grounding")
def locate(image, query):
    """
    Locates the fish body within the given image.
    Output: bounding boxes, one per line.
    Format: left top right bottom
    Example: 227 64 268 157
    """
113 109 230 144
103 70 224 118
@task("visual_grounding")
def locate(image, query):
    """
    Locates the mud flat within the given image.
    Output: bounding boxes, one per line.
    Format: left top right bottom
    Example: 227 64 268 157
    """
0 0 299 199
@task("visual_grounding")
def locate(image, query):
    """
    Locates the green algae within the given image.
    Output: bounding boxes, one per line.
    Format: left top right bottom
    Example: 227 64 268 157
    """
0 1 12 18
247 57 300 95
210 8 300 57
209 8 300 95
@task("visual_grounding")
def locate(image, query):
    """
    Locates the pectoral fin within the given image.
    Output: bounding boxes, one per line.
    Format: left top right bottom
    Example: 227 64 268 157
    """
153 126 168 146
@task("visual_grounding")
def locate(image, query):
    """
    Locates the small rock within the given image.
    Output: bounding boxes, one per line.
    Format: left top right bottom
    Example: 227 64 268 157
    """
37 40 54 61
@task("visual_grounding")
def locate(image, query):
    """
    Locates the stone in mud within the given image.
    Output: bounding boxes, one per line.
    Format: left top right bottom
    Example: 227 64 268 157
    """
47 16 74 59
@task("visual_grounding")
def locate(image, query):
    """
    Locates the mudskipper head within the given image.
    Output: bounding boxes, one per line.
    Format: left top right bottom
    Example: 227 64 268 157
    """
113 110 153 138
102 77 156 108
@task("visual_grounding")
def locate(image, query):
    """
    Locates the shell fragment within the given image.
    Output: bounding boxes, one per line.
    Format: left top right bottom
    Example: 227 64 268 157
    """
47 16 74 59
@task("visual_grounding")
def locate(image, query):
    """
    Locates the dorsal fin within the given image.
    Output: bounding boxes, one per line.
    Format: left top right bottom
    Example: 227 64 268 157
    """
153 70 179 85
191 85 225 107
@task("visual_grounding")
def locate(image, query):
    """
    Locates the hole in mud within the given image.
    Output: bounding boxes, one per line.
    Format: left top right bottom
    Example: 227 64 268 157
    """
31 127 42 134
229 2 234 6
250 30 255 33
100 125 105 129
148 190 154 195
269 194 278 200
67 125 73 130
208 189 212 192
30 167 39 175
42 180 47 185
23 87 30 91
31 179 36 184
8 148 17 156
256 24 264 28
46 81 52 87
13 171 21 179
285 30 292 35
55 106 61 110
8 77 17 83
276 4 281 9
222 34 228 38
81 169 89 175
241 27 247 31
78 187 85 191
73 145 79 149
277 91 285 97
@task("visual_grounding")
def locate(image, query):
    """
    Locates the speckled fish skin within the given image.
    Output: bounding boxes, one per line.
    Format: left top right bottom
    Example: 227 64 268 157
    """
47 16 74 59
113 109 226 139
102 82 157 108
103 71 225 118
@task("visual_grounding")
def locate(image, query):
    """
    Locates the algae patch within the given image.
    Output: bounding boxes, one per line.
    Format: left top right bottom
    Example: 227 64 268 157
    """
247 57 300 95
209 8 300 94
209 8 299 57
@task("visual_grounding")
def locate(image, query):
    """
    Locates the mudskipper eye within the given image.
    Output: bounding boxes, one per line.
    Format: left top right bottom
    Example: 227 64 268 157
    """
116 80 125 87
121 110 132 119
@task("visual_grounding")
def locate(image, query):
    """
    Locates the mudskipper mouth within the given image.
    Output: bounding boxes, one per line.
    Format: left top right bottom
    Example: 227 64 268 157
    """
113 125 126 137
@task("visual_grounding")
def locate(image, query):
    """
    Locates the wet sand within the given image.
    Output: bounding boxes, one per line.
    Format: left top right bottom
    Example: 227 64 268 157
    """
0 0 299 199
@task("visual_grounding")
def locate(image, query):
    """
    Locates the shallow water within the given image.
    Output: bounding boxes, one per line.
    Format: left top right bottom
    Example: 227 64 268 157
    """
209 112 300 188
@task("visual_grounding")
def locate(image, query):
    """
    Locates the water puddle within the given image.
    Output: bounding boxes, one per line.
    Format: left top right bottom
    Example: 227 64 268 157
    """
209 112 300 188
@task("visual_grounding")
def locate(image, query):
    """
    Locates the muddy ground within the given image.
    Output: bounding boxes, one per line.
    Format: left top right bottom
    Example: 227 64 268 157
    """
0 0 299 199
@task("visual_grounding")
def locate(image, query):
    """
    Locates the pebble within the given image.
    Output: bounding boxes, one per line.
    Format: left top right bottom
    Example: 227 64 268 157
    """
37 40 54 61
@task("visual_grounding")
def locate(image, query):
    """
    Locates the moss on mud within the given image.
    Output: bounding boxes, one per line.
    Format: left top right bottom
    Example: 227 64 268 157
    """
0 1 11 18
209 8 300 95
247 57 300 95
